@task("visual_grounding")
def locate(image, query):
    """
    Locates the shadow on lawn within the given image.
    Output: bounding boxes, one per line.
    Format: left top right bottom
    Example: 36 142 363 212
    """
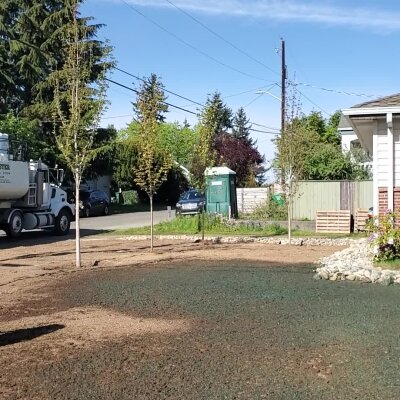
0 324 65 347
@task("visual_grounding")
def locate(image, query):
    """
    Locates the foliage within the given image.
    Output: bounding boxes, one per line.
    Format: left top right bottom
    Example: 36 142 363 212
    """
0 0 114 171
50 0 112 267
250 194 288 221
132 74 173 199
132 74 173 250
158 121 198 167
133 73 168 122
232 107 255 146
190 96 221 188
0 114 46 160
367 211 400 262
275 107 370 181
214 132 264 187
113 214 289 236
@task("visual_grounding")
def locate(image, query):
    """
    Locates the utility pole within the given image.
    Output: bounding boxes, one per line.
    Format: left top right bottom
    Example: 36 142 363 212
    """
281 38 287 135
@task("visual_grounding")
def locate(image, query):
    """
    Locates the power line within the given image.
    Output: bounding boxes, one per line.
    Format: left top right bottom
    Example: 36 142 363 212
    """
120 0 275 83
292 85 331 117
105 78 198 115
291 81 379 99
105 78 278 135
115 67 204 107
163 0 279 76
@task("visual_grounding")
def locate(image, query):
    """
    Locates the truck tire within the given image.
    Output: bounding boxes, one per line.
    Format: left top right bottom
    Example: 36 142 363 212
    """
84 206 90 218
54 209 71 236
5 211 23 238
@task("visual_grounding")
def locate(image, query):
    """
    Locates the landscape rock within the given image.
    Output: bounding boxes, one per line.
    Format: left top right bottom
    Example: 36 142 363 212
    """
315 239 400 286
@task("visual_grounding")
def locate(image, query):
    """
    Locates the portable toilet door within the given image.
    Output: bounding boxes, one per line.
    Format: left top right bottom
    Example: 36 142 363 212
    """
205 167 238 218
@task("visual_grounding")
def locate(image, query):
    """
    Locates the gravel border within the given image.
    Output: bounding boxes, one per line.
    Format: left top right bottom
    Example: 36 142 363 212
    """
122 234 354 246
314 239 400 285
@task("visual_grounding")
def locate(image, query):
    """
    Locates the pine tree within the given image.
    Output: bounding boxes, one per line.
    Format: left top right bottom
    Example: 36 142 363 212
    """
232 107 255 146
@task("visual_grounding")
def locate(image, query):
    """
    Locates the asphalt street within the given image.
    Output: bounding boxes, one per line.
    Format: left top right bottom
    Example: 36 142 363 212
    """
72 209 175 231
0 209 175 238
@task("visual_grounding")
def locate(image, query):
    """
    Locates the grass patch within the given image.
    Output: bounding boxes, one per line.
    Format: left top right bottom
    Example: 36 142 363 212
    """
107 214 369 239
109 214 289 236
374 259 400 270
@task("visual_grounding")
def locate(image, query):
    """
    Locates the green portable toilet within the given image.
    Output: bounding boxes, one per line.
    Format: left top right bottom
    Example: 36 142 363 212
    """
205 167 238 218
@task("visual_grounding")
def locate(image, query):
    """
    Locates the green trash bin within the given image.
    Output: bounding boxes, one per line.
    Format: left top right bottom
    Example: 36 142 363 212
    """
272 194 285 205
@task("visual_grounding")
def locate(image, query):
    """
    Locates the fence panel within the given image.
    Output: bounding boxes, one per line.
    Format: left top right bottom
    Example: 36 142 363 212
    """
236 187 269 214
292 181 341 220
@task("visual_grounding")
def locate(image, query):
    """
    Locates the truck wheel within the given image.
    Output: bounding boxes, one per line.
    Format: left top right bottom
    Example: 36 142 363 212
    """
54 209 71 236
84 207 90 218
5 211 23 238
103 204 109 216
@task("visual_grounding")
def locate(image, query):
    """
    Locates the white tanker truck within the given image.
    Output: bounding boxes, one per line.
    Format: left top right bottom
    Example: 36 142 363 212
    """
0 133 74 238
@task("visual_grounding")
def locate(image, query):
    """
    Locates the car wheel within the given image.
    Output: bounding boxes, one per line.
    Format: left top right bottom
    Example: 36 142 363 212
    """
84 207 90 218
104 204 109 216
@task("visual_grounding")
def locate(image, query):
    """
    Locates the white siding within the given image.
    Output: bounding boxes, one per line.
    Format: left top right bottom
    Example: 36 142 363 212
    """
376 120 388 187
394 123 400 186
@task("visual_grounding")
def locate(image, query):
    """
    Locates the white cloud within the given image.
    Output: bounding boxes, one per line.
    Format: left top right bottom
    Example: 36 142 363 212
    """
117 0 400 32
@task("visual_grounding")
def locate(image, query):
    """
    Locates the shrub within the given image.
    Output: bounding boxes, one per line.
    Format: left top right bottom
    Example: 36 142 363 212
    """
367 210 400 262
251 194 287 221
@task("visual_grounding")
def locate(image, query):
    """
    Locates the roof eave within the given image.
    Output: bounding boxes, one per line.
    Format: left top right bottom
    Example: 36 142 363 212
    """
343 107 400 116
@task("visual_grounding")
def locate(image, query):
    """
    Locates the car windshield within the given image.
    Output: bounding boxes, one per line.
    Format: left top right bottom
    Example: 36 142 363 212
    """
182 191 201 200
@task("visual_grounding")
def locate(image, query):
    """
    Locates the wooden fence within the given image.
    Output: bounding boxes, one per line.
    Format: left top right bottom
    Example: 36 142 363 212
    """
316 210 351 233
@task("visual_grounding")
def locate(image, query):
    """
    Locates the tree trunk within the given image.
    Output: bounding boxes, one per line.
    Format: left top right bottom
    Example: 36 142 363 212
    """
74 174 81 267
150 194 154 251
288 183 292 246
201 204 205 241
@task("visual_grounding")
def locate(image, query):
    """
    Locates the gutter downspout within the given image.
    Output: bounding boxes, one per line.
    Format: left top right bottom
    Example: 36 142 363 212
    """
387 112 394 212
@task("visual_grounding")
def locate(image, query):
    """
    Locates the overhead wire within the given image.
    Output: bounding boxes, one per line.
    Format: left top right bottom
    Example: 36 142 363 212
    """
163 0 279 76
105 77 279 135
119 0 275 83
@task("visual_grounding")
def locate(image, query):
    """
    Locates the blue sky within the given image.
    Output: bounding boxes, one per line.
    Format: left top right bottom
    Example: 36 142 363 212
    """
83 0 400 173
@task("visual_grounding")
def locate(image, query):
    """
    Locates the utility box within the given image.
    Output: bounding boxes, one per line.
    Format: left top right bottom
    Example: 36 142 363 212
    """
205 167 238 218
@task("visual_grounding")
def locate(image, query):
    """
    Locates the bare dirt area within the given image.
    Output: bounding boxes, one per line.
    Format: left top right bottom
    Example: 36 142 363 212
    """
1 236 400 399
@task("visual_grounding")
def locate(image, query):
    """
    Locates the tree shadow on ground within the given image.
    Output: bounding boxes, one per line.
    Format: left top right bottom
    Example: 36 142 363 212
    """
0 324 65 347
0 229 110 250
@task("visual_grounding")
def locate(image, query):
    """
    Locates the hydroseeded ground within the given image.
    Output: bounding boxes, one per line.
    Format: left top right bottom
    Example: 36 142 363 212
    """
2 255 400 399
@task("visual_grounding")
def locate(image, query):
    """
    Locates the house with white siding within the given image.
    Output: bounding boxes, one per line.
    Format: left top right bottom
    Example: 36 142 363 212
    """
342 93 400 215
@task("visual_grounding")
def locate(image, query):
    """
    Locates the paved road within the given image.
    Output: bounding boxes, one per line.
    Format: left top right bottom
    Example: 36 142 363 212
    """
0 209 175 239
73 209 175 231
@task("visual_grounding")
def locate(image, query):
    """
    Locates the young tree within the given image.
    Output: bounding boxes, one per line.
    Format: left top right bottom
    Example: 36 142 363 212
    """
275 92 312 244
50 0 112 267
133 75 173 251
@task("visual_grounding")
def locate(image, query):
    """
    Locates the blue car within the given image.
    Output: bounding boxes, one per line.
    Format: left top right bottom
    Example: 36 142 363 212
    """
176 189 205 216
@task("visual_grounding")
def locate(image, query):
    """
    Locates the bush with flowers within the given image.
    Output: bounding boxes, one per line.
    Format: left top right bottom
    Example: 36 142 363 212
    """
366 210 400 262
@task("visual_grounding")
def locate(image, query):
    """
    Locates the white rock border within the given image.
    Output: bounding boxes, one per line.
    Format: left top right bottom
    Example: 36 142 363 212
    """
314 238 400 285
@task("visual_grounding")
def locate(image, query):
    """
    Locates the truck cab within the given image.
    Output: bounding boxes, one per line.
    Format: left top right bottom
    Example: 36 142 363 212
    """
0 133 74 238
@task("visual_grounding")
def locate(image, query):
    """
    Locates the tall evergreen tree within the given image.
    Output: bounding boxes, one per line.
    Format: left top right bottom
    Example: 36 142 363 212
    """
232 107 255 146
0 1 113 157
133 74 168 123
